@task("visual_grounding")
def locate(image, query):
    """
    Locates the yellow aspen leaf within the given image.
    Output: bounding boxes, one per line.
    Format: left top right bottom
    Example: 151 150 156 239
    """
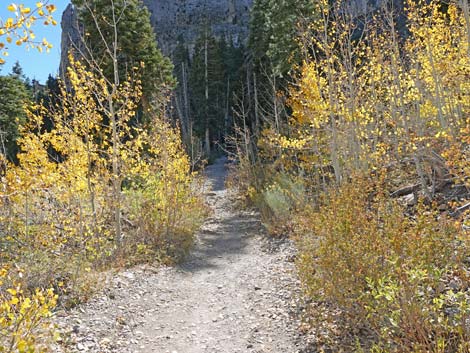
17 340 27 352
46 4 56 13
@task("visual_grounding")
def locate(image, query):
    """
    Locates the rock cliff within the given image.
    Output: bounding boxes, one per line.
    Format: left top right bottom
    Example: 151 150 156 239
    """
60 0 402 76
143 0 252 55
59 4 81 79
60 0 252 68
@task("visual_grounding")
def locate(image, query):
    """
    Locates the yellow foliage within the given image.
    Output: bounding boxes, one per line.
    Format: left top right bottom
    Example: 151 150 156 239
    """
0 55 204 302
259 0 470 193
0 267 57 352
124 119 207 262
0 2 56 63
295 176 470 351
251 0 470 350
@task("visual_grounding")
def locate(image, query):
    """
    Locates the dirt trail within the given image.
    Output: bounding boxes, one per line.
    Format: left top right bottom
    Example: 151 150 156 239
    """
55 157 303 353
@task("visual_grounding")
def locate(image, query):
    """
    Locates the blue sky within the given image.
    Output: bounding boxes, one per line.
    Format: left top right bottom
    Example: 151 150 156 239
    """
0 1 70 83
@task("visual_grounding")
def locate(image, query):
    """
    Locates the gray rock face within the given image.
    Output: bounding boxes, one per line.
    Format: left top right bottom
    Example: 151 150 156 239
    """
59 4 81 79
144 0 252 55
60 0 253 70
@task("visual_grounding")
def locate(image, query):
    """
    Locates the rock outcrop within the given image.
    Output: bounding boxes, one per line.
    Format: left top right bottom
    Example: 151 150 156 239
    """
60 0 253 71
59 4 81 80
144 0 252 55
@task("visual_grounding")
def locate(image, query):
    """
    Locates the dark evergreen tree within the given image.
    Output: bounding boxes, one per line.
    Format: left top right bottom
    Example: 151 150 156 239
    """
11 61 25 80
10 61 33 92
0 73 30 161
189 32 227 154
242 0 319 137
71 0 175 107
249 0 316 76
248 0 270 69
221 40 244 137
172 35 192 138
35 75 61 132
173 35 191 85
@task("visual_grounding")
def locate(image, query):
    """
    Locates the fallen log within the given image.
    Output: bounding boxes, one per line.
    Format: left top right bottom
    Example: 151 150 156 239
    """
390 184 421 198
450 202 470 218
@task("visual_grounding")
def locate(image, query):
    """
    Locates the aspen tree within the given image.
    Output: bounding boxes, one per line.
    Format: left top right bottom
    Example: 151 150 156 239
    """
0 2 57 63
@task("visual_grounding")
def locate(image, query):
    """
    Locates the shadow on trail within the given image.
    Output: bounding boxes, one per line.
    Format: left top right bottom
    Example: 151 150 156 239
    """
178 156 262 273
203 156 228 192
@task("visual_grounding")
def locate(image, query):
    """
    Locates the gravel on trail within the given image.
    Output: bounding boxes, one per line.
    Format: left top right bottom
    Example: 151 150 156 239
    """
53 157 308 353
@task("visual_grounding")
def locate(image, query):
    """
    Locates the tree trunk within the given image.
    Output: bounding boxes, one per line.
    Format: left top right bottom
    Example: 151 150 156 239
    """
204 32 210 157
253 72 260 134
205 127 211 157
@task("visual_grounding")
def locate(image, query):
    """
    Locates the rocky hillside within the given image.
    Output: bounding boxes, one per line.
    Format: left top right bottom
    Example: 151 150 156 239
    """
60 0 252 65
144 0 252 55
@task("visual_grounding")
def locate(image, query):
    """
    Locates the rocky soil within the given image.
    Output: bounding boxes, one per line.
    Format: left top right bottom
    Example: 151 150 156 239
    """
53 157 308 353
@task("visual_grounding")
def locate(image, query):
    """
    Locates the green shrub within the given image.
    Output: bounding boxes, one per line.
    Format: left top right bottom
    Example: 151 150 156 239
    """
250 172 304 235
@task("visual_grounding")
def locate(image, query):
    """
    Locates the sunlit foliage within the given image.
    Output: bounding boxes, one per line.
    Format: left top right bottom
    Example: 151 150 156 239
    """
0 2 57 63
0 56 205 301
295 177 470 351
260 0 469 196
0 266 57 353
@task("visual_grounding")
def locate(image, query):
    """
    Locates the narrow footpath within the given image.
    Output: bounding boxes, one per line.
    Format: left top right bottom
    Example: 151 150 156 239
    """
54 157 305 353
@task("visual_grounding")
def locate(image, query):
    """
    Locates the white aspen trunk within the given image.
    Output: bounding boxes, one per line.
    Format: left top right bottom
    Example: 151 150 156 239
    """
253 72 260 133
204 33 211 157
225 77 231 139
110 2 122 245
458 0 470 57
272 74 279 133
182 61 190 135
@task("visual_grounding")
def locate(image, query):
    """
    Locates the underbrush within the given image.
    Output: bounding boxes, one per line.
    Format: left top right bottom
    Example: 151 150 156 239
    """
123 172 207 266
295 176 470 352
0 266 57 352
231 155 470 351
0 134 206 302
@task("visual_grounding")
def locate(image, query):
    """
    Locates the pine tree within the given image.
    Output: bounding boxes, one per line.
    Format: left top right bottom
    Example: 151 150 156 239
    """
71 0 175 108
249 0 316 76
34 74 60 132
0 71 30 161
222 40 244 137
189 31 226 155
11 61 25 80
173 35 192 139
248 0 270 69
